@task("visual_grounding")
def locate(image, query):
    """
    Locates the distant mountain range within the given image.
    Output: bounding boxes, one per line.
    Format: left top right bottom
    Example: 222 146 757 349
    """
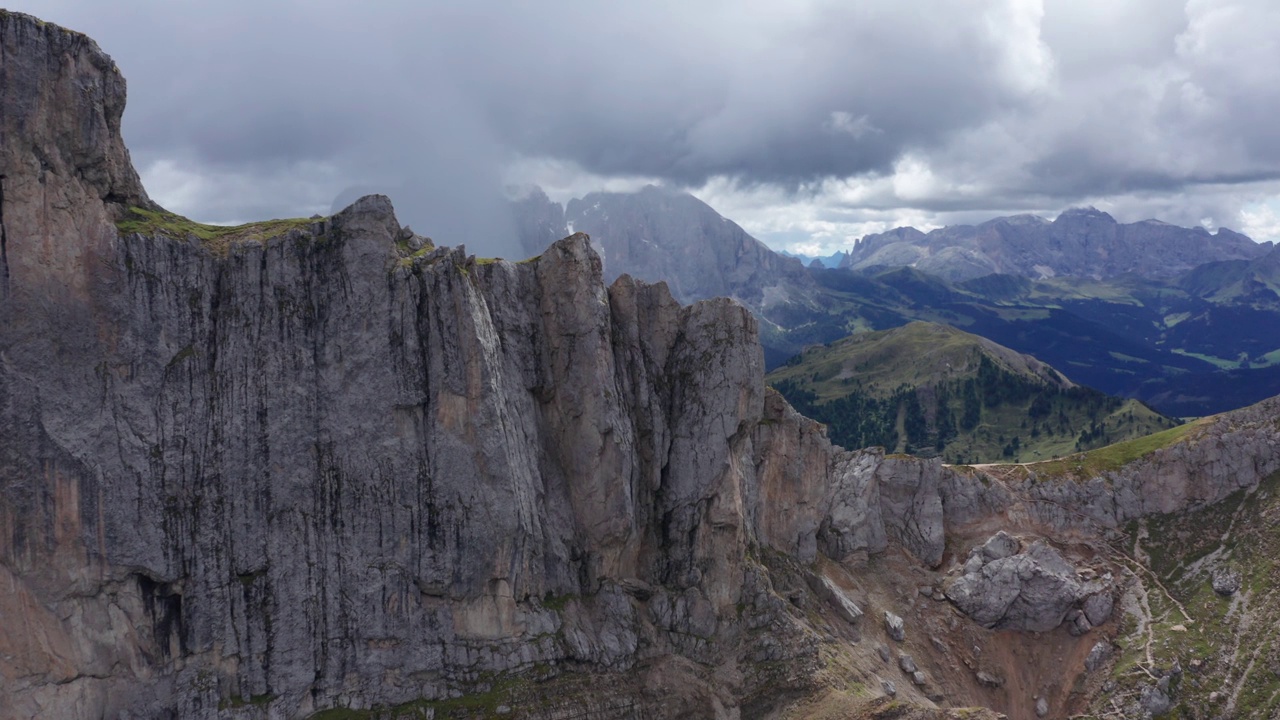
511 186 1280 418
838 207 1271 282
779 249 846 269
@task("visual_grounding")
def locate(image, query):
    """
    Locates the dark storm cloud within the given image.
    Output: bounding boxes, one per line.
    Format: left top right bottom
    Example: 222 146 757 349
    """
20 3 1039 187
13 0 1280 248
449 1 1040 184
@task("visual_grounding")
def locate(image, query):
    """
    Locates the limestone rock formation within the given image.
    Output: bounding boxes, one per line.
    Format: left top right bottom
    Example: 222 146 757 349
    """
946 538 1109 632
1139 685 1173 717
1084 641 1111 672
1082 592 1113 627
807 574 864 626
0 11 149 212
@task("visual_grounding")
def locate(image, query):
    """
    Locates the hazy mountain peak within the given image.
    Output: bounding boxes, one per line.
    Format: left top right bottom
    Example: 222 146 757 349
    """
516 183 815 311
1055 206 1116 223
981 213 1051 227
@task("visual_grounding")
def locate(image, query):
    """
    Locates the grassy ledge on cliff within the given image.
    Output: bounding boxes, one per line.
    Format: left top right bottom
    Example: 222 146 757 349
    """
1016 419 1204 480
115 206 323 254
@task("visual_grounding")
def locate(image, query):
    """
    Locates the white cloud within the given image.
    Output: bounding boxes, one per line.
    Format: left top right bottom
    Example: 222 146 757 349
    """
503 157 665 204
689 175 953 256
985 0 1055 95
1240 200 1280 243
891 156 942 202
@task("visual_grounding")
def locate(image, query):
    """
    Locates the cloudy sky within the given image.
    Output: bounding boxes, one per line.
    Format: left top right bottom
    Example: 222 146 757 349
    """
17 0 1280 256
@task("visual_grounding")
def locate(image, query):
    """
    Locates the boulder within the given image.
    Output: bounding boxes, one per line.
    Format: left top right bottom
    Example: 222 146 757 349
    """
964 553 986 575
1085 641 1110 672
947 540 1092 631
899 654 918 674
1083 592 1114 626
1212 567 1242 596
1066 609 1092 636
1139 685 1172 717
808 574 864 626
981 531 1021 561
885 611 906 641
976 671 1003 688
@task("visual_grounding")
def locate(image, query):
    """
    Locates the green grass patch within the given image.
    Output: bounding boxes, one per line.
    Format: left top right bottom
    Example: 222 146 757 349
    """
767 321 1030 400
116 206 319 254
1028 420 1202 479
1034 276 1145 303
395 244 437 268
1171 348 1240 370
989 307 1052 321
307 675 526 719
769 321 1179 464
1107 351 1149 364
540 592 577 612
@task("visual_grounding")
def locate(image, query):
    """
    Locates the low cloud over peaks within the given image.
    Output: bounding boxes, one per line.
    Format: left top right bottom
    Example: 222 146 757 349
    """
20 0 1280 250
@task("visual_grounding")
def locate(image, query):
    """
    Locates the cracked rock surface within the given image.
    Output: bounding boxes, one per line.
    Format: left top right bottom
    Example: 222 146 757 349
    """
946 538 1110 632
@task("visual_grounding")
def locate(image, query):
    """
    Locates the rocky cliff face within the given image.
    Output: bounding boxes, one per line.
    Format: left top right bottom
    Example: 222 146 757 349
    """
841 208 1270 282
0 15 893 716
3 12 1280 720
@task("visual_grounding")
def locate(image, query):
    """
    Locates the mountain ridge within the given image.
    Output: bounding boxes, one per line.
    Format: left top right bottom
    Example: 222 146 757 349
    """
840 206 1270 282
